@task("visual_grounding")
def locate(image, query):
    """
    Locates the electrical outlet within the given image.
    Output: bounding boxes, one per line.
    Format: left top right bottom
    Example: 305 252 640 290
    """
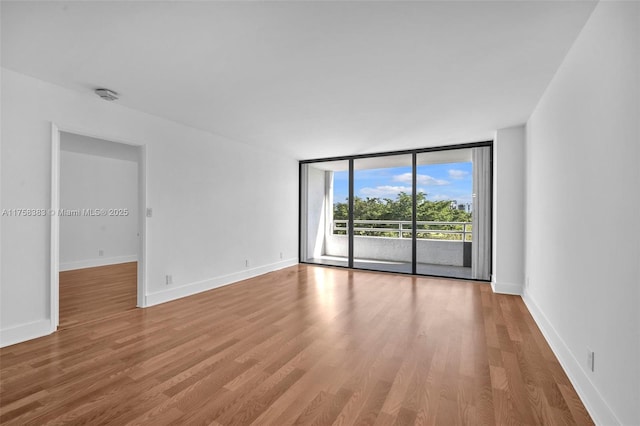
99 249 104 257
146 208 153 218
165 275 172 286
587 348 595 372
280 252 283 259
245 259 249 267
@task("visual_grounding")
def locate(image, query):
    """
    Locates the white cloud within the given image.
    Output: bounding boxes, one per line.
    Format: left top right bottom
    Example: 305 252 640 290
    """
448 169 469 179
360 185 412 197
429 193 453 201
392 173 449 186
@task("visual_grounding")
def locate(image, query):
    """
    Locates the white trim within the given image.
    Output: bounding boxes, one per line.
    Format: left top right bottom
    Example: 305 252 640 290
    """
491 278 523 295
0 320 52 348
146 258 298 307
59 255 138 272
50 123 148 327
299 165 308 261
522 290 620 426
137 144 148 308
50 123 60 331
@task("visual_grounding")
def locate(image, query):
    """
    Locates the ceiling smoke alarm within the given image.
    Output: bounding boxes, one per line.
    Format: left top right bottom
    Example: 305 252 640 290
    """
95 88 119 101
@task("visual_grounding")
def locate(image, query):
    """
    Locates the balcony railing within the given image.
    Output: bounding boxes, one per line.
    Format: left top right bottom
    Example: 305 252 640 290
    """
333 220 472 241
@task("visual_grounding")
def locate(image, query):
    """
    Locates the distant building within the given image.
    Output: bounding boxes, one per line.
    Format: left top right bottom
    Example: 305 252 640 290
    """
457 203 472 213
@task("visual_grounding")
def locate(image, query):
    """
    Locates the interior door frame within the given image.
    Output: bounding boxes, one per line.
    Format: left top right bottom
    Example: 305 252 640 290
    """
50 123 148 331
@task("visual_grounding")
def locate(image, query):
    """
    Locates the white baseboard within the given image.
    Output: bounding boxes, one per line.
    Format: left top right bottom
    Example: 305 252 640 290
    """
0 319 52 348
491 279 523 295
145 258 298 307
522 290 620 426
59 255 138 271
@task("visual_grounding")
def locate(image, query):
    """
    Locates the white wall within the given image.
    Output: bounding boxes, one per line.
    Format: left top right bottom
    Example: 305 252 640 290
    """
59 144 139 270
0 68 299 346
525 2 639 425
492 126 525 294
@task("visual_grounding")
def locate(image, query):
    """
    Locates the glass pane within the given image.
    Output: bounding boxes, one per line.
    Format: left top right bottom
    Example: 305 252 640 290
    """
352 155 413 274
300 160 349 267
415 147 490 279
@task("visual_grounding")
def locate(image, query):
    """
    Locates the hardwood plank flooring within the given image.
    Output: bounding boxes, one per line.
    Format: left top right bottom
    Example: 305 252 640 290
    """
0 264 592 425
58 262 137 329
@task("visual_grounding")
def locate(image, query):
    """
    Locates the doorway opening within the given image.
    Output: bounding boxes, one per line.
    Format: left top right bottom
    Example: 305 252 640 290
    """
50 125 146 330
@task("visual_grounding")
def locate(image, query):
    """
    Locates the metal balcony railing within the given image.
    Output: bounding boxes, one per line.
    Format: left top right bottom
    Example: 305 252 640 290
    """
333 220 472 241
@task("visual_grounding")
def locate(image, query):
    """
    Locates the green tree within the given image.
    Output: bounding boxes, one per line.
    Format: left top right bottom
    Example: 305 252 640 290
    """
333 192 472 240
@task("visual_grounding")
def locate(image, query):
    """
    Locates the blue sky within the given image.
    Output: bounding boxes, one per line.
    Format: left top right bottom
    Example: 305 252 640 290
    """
333 162 472 205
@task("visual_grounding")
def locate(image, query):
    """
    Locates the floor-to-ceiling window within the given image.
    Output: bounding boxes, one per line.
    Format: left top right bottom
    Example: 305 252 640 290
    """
300 142 492 280
352 154 413 274
300 160 349 268
414 146 491 280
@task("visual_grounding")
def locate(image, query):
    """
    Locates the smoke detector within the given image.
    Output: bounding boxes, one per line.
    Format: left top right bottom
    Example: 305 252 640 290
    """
95 88 119 101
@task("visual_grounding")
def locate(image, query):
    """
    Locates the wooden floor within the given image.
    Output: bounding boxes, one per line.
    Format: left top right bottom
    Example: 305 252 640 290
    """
0 264 592 425
59 262 137 329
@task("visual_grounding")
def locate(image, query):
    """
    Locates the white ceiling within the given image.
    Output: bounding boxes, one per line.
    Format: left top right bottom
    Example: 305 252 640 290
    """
1 1 596 160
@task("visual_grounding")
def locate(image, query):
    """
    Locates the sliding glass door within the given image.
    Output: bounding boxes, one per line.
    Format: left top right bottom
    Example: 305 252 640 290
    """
414 146 491 280
353 155 413 274
300 143 492 280
300 160 349 267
